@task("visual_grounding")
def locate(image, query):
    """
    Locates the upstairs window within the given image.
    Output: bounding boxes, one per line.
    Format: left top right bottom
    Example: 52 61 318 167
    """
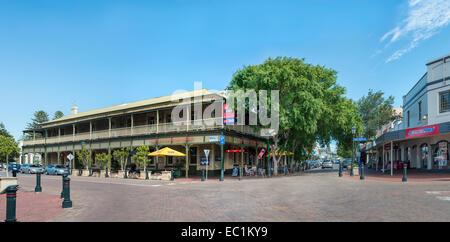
440 91 450 113
407 111 410 127
418 101 422 120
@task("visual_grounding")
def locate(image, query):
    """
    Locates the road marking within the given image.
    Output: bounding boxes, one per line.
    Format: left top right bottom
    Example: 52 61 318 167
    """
425 191 450 195
436 196 450 201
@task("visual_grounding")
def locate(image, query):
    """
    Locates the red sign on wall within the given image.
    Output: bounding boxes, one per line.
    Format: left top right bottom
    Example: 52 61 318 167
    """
405 124 439 138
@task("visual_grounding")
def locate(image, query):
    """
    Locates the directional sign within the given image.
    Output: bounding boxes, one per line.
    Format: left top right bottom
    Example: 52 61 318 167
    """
67 154 74 161
353 138 367 142
220 135 225 145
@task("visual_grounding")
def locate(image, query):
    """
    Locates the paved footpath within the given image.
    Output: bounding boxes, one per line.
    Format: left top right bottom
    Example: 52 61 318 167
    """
1 170 450 222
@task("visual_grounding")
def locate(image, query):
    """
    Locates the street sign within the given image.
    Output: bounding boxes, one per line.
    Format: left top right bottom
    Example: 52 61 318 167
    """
67 154 74 161
204 149 210 180
209 136 219 142
353 138 367 142
257 149 266 159
220 136 225 145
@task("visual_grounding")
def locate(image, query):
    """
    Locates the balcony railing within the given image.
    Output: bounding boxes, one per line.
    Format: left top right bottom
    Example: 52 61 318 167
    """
22 118 261 146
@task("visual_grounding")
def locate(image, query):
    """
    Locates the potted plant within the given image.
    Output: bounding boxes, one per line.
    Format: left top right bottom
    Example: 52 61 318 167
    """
76 146 92 177
95 153 111 178
113 147 130 178
132 144 150 180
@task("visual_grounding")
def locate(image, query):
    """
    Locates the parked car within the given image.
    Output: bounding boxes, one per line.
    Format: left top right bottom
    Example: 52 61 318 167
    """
28 164 44 174
19 164 30 173
45 165 68 175
8 163 21 172
342 158 352 169
322 160 333 169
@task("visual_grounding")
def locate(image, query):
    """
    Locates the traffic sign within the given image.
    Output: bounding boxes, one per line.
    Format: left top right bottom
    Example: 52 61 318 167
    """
67 154 74 161
353 138 367 142
220 136 225 145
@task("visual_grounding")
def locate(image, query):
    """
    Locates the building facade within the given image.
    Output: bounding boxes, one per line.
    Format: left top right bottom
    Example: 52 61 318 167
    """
22 89 270 177
372 53 450 173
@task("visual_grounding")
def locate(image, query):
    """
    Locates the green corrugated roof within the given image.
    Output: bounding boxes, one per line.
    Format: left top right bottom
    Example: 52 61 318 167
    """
43 89 223 126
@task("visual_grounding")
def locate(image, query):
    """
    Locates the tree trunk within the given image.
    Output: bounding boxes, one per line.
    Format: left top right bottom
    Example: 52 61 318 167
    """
6 153 9 177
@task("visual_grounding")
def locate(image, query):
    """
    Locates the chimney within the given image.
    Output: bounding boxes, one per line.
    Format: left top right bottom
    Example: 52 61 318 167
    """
71 106 79 115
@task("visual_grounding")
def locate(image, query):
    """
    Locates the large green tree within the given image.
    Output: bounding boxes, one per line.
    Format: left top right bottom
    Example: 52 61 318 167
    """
228 57 362 175
0 136 20 177
357 89 401 139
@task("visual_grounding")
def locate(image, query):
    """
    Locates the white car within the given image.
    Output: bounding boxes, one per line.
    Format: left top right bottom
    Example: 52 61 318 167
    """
321 160 333 169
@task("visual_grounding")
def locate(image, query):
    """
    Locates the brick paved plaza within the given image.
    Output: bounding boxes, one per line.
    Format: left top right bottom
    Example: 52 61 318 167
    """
1 168 450 222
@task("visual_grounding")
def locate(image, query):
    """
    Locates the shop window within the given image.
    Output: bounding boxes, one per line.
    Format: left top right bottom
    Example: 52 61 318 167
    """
421 145 428 169
439 91 450 113
433 142 449 169
167 157 173 166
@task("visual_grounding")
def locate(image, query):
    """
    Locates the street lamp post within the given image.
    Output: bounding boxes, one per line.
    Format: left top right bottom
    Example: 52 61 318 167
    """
350 126 356 176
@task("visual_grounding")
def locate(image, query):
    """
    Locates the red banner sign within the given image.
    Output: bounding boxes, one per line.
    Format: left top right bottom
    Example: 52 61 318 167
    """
226 149 244 153
405 124 439 138
257 149 266 159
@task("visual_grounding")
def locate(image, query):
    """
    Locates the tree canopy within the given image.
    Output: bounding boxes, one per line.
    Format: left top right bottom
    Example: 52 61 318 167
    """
357 89 401 139
0 122 13 138
26 110 49 130
53 111 64 120
0 135 20 163
227 57 362 174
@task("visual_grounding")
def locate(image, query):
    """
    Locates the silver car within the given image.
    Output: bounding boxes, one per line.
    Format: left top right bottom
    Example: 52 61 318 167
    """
24 164 44 174
45 165 68 175
321 160 333 169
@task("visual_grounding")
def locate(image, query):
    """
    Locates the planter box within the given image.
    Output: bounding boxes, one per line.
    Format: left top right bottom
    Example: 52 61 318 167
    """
99 170 105 178
82 169 90 177
0 177 18 193
353 167 359 176
72 169 78 176
139 171 147 180
161 171 171 181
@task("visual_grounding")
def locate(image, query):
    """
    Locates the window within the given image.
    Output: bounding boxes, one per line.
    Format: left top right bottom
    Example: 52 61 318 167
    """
418 101 422 120
189 147 197 164
167 157 173 166
407 111 410 127
440 91 450 113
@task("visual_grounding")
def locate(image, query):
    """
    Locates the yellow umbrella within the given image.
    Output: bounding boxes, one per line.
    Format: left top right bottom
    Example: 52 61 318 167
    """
274 149 294 156
148 147 186 157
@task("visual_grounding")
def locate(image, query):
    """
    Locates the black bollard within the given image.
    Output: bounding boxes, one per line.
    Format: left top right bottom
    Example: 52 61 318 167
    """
124 168 128 179
402 162 407 182
339 161 343 177
2 185 19 222
105 168 109 178
12 170 17 177
201 169 205 182
60 172 67 198
78 169 81 176
360 163 365 180
35 172 42 193
170 168 174 181
220 169 224 182
62 176 72 208
145 169 149 180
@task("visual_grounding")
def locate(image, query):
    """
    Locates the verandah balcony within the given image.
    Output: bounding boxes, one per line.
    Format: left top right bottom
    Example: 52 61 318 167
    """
23 117 238 146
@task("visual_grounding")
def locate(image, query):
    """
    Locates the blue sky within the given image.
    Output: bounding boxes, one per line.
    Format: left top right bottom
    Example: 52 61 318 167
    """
1 0 449 141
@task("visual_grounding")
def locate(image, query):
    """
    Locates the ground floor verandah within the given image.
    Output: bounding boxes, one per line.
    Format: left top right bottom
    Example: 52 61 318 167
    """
369 132 450 176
